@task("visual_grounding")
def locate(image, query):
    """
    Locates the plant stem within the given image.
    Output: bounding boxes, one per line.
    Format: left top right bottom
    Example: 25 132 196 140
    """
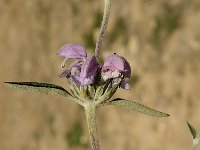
192 144 196 150
84 103 100 150
192 142 197 150
95 0 111 61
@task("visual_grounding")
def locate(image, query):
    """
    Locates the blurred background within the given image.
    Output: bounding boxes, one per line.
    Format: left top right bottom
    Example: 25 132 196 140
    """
0 0 200 149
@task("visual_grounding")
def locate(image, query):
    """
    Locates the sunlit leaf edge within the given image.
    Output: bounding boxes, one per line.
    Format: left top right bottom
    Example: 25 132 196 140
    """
187 121 197 139
4 82 72 97
104 98 169 117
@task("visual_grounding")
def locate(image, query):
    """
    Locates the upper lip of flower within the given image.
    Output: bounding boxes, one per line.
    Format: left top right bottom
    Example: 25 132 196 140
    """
102 54 131 78
57 44 87 68
57 44 87 58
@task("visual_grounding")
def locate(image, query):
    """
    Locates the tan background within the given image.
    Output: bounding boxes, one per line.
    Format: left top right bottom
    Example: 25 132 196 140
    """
1 0 200 149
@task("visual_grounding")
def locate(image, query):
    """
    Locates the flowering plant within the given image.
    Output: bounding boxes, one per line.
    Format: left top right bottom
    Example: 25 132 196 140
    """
4 0 169 149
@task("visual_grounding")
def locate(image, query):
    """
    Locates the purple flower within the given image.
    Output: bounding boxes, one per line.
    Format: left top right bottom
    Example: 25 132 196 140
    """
72 55 99 86
57 44 99 86
57 44 131 90
101 53 131 89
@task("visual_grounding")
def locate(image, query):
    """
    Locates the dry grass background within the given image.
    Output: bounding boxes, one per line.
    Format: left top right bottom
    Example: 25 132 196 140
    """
0 0 200 149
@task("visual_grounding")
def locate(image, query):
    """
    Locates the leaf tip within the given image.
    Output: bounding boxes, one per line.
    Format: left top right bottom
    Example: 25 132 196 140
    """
187 121 197 139
164 113 170 117
4 82 12 86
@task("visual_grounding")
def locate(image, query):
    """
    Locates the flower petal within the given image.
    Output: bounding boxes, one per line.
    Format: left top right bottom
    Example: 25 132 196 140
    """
58 69 71 78
59 61 82 78
103 54 124 71
122 57 131 78
80 55 99 79
70 61 83 67
70 61 82 76
102 67 121 80
120 80 130 90
57 44 87 59
68 55 99 86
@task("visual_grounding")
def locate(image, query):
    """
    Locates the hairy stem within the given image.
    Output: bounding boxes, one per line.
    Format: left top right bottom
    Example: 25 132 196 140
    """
192 146 195 150
84 103 100 150
95 0 111 61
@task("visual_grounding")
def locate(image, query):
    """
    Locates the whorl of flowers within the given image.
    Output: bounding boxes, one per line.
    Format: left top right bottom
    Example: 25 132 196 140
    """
57 43 131 103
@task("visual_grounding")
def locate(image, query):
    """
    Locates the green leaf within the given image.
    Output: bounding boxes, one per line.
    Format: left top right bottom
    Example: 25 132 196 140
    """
105 98 169 117
187 121 197 139
4 82 72 97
